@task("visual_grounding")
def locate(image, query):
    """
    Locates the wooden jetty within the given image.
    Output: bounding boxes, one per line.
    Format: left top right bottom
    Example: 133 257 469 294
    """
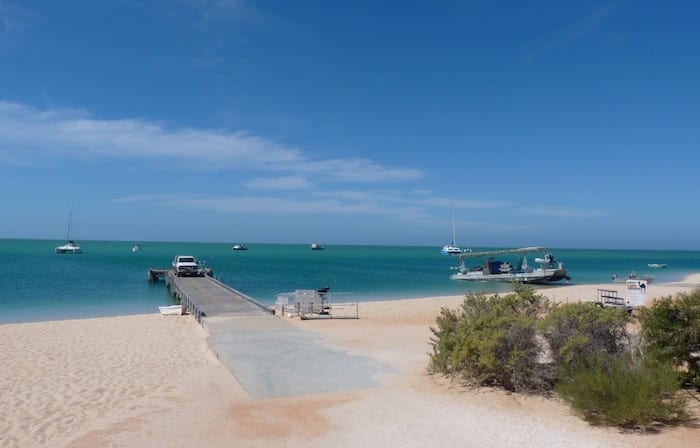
147 267 384 400
157 270 272 323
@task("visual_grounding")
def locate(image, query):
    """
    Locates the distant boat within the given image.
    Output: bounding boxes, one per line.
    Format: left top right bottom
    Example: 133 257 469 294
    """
232 244 248 251
612 271 654 283
647 263 667 268
132 244 142 252
158 304 183 315
311 243 325 250
450 247 570 284
55 204 82 254
441 207 465 255
55 240 82 254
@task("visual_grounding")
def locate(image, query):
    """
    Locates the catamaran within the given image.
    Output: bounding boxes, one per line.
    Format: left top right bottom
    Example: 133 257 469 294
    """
450 246 570 284
441 208 465 255
55 204 82 254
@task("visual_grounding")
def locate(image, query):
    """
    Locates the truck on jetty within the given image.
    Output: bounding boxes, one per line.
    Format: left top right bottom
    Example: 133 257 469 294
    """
172 255 205 277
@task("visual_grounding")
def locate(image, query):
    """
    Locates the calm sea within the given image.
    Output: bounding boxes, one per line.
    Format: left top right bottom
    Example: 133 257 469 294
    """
1 239 698 324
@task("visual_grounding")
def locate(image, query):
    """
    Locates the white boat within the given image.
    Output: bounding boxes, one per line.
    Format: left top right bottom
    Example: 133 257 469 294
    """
232 244 248 251
55 205 82 254
311 243 325 250
450 246 570 284
132 244 142 252
612 272 654 284
441 207 466 255
647 263 667 268
55 240 82 254
158 305 183 315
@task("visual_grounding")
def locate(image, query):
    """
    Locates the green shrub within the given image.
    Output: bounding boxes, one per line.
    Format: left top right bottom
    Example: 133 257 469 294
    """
637 289 700 387
539 302 632 380
556 352 688 428
429 285 553 392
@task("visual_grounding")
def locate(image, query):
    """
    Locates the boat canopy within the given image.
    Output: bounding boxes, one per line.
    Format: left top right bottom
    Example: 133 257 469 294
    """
456 246 550 260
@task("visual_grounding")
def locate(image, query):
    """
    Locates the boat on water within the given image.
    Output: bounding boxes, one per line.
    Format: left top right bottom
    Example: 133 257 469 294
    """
55 240 82 254
158 304 183 315
310 243 325 250
647 263 667 268
441 207 466 255
232 244 248 251
450 246 570 284
132 244 142 252
55 205 82 254
612 272 654 284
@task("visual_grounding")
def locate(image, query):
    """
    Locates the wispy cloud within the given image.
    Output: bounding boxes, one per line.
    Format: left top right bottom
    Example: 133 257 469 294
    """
245 175 314 190
521 2 623 63
172 0 258 27
520 205 603 218
0 1 33 51
0 101 422 183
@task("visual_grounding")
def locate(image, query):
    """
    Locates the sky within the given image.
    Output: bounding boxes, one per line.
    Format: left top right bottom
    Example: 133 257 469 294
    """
0 0 698 249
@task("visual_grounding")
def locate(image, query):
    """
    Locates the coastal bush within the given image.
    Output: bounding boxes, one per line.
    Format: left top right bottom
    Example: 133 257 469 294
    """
429 285 554 392
556 352 688 428
637 289 700 387
539 302 632 380
428 285 693 428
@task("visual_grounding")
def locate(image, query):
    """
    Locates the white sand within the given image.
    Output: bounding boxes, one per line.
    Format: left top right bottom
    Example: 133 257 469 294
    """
2 276 699 447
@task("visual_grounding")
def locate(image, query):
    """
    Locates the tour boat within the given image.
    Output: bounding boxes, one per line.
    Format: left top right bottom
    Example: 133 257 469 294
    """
450 247 570 284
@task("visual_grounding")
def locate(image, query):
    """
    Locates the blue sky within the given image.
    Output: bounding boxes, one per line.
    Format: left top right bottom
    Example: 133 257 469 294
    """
1 1 698 249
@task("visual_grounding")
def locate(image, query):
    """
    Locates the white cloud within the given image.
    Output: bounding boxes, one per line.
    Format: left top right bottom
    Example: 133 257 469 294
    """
521 205 602 218
245 175 314 190
0 101 422 182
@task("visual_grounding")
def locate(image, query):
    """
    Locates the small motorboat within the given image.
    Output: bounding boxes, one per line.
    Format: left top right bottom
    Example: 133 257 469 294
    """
310 243 325 250
232 244 248 251
647 263 667 268
132 244 142 252
159 305 183 315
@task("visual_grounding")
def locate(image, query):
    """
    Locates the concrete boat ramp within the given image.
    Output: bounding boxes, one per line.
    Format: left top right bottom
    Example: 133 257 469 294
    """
164 273 392 399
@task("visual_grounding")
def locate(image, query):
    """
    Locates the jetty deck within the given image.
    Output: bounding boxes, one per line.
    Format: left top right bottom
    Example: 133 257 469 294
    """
165 271 270 321
159 270 391 399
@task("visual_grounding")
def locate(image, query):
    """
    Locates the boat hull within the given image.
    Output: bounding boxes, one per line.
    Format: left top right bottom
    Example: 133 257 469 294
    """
451 268 570 284
159 305 183 315
55 245 82 254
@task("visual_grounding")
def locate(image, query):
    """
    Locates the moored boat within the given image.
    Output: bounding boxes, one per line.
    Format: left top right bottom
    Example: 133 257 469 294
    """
441 207 466 255
310 243 325 250
612 272 654 284
55 240 82 254
450 246 570 284
55 204 82 254
232 244 248 251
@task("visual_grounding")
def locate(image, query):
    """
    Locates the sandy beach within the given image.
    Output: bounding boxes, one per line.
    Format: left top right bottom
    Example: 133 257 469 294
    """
2 277 699 448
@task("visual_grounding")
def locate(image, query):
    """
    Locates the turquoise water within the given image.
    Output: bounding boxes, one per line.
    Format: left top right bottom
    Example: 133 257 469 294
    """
1 239 698 324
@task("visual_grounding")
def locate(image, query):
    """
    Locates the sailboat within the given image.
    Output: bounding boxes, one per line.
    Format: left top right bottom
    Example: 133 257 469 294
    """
55 205 82 254
441 207 464 255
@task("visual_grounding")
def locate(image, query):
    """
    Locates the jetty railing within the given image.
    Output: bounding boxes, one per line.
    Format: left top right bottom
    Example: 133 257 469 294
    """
276 289 359 319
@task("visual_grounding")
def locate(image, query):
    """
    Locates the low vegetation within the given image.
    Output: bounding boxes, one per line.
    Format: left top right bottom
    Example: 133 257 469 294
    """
429 285 696 429
428 285 553 392
556 353 687 427
637 290 700 388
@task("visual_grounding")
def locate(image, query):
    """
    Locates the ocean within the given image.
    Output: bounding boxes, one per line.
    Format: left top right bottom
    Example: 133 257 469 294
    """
1 239 698 324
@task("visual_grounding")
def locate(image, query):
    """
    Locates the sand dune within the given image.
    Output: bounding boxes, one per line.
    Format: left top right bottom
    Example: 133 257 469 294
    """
2 277 699 447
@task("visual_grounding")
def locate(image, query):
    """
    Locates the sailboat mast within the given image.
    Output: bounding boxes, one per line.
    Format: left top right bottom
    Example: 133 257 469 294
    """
66 203 73 242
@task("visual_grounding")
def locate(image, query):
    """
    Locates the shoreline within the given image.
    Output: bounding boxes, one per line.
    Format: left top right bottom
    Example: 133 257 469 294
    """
2 275 699 447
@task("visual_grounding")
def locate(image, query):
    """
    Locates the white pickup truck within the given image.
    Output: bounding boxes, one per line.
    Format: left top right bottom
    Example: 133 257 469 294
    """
172 255 202 277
